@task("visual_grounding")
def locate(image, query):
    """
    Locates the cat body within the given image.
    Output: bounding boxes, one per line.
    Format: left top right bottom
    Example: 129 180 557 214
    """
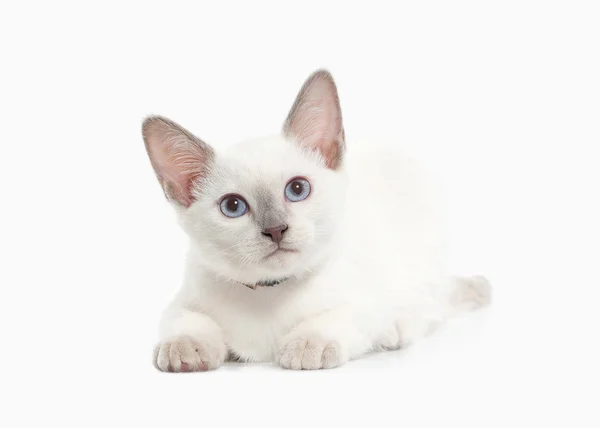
144 70 491 371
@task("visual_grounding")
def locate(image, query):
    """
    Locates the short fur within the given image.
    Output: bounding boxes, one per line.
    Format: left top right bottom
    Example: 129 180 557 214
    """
143 69 492 371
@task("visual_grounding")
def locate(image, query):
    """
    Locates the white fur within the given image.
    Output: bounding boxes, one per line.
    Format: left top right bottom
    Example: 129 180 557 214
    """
146 71 491 371
152 139 490 370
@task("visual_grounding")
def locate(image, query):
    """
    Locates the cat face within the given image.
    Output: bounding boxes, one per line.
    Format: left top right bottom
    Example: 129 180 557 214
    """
143 70 346 285
181 136 347 283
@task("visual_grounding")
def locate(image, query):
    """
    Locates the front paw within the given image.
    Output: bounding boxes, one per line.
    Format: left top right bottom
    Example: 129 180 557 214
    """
153 336 226 372
277 336 348 370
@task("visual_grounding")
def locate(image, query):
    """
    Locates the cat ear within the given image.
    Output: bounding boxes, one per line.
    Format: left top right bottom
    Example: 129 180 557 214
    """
283 69 345 169
142 116 215 208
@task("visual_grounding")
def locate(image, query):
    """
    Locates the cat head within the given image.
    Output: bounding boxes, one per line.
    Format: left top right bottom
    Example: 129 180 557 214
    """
142 70 347 286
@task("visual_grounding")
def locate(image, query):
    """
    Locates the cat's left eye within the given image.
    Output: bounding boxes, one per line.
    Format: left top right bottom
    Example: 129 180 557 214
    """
285 177 311 202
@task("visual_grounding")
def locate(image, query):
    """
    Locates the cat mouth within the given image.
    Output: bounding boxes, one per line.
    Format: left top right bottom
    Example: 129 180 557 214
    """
264 247 298 259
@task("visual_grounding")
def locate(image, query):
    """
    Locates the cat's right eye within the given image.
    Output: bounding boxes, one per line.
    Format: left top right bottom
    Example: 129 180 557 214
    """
219 194 249 218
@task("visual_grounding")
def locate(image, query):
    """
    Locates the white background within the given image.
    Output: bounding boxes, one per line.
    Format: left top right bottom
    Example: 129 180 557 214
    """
1 1 599 427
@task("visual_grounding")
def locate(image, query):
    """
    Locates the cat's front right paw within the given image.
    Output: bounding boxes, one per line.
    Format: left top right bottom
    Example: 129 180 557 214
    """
153 336 226 372
277 336 348 370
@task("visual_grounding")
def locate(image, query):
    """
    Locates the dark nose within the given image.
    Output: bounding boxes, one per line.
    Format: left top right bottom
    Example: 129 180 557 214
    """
262 225 288 244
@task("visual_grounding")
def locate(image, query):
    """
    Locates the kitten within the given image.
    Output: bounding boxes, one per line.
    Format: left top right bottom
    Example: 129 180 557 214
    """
143 70 491 371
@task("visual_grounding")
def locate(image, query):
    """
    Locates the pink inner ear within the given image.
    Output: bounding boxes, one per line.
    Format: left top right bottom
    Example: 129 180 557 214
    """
143 117 213 208
284 70 345 169
317 134 344 170
152 145 198 207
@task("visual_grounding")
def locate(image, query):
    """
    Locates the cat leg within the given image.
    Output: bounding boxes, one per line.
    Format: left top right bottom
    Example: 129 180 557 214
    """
374 276 492 351
374 306 445 351
153 308 226 372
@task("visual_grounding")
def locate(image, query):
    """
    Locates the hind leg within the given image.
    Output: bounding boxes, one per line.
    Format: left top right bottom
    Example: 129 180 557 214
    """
374 315 442 351
373 275 492 352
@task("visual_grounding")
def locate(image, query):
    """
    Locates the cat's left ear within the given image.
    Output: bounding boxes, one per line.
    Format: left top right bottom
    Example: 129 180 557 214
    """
283 69 345 169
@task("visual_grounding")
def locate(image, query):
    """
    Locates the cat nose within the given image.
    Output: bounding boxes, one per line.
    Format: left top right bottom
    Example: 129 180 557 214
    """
262 225 288 244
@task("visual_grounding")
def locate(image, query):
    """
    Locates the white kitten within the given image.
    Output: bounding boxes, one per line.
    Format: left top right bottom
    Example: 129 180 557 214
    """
143 70 491 371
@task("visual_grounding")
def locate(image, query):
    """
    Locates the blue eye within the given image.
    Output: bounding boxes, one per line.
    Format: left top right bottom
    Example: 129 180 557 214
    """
285 178 311 202
220 195 248 218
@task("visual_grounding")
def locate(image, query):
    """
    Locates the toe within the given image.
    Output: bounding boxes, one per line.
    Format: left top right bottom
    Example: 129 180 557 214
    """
322 342 343 369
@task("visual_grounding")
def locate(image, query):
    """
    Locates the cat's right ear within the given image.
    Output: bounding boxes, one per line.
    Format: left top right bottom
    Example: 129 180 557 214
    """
142 116 215 208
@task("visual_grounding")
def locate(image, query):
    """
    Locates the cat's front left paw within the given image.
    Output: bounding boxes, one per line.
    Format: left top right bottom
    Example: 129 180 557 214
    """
277 337 348 370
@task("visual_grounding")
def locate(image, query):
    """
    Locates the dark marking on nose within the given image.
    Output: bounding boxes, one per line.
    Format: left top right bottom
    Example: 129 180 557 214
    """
262 225 288 244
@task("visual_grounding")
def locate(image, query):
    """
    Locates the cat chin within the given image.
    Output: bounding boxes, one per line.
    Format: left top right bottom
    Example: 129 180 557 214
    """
224 255 307 285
